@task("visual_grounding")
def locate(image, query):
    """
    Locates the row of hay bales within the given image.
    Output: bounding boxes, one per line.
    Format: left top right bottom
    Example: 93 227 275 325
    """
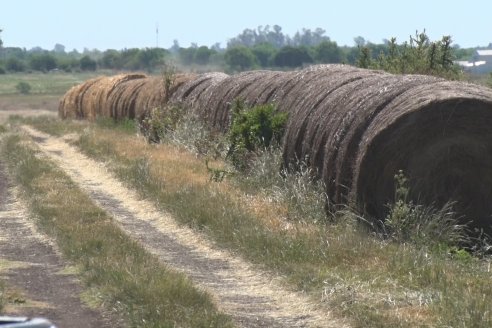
59 73 195 121
59 65 492 232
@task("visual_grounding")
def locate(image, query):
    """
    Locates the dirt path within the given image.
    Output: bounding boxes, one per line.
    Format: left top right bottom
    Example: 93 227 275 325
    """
20 125 349 328
0 165 118 327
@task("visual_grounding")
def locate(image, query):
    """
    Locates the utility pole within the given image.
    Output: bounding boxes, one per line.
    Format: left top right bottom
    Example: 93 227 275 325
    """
156 23 159 48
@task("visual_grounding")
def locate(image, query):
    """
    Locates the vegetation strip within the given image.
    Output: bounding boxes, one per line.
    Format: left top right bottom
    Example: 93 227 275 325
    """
20 124 343 327
48 119 492 328
2 131 232 328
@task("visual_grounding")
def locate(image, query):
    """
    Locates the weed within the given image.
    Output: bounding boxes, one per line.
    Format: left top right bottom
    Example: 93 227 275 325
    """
385 170 469 247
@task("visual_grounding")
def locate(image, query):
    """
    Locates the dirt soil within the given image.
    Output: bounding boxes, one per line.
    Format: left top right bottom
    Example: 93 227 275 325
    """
19 125 349 328
0 165 118 327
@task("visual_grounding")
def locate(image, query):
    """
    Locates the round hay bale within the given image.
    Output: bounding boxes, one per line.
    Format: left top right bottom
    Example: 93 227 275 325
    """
278 64 492 232
58 83 84 119
58 76 107 119
353 80 492 232
170 72 229 112
108 78 148 120
199 70 284 132
85 74 147 121
134 73 196 121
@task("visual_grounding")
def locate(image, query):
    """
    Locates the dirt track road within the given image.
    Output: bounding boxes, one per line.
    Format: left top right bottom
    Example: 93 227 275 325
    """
0 167 116 327
18 125 348 328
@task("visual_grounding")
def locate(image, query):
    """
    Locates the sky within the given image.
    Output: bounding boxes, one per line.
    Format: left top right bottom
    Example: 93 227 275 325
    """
1 0 491 51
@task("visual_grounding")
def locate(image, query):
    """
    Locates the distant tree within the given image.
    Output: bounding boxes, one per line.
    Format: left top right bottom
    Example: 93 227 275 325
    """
53 43 66 53
315 40 343 63
80 55 97 71
194 46 215 65
354 36 366 47
29 53 57 71
138 48 168 71
273 46 313 67
101 49 121 69
0 29 3 48
291 28 330 47
178 47 196 65
58 57 79 72
169 39 180 54
252 43 277 67
227 25 288 49
224 46 257 71
119 48 141 70
6 57 25 72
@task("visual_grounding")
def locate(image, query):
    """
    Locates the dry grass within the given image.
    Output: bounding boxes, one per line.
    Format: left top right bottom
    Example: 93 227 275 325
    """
2 131 232 327
59 65 492 234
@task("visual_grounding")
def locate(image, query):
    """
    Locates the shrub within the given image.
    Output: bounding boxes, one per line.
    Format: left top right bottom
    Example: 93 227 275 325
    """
357 30 462 79
16 81 32 94
139 105 185 143
227 99 288 170
384 170 469 247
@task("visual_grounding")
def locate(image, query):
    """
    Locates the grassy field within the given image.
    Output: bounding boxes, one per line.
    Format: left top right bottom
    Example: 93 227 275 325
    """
0 72 107 112
21 116 491 328
3 72 492 327
1 131 232 327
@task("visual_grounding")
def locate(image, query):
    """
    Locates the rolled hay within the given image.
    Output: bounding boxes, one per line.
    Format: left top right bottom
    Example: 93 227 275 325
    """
58 76 106 119
58 83 84 119
279 64 492 232
107 78 148 120
134 73 196 121
82 74 147 121
169 72 229 112
353 80 492 232
197 70 286 132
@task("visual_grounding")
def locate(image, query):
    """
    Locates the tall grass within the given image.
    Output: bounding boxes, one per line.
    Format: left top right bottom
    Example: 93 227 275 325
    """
19 116 492 327
1 133 232 328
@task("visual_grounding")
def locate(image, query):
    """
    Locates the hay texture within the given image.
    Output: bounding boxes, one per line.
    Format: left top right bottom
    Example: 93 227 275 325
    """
278 65 492 232
59 65 492 231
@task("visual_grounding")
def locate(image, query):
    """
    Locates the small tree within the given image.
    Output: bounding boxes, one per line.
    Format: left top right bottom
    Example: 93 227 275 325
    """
227 100 288 170
224 46 257 71
80 55 97 71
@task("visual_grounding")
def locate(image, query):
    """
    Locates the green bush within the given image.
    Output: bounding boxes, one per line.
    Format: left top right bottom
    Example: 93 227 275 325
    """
227 99 288 170
139 105 185 143
357 30 462 79
15 81 32 94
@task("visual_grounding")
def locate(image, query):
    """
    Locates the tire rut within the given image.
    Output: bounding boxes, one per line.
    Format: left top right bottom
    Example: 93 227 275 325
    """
0 165 118 328
21 125 348 328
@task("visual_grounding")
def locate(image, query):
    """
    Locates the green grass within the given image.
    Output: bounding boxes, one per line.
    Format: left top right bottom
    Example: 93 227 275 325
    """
1 132 232 328
16 116 492 327
0 72 102 96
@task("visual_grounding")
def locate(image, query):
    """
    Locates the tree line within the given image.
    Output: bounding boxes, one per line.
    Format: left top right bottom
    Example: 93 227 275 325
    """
0 26 478 75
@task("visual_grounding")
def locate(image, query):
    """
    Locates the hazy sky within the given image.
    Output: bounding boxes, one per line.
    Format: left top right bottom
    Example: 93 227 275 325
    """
1 0 491 51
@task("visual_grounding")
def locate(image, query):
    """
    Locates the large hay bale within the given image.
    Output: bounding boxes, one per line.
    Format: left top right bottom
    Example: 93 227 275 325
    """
58 83 83 119
83 74 147 121
280 64 492 232
170 72 229 112
107 78 148 120
58 76 106 119
196 70 285 132
134 73 196 121
353 80 492 232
